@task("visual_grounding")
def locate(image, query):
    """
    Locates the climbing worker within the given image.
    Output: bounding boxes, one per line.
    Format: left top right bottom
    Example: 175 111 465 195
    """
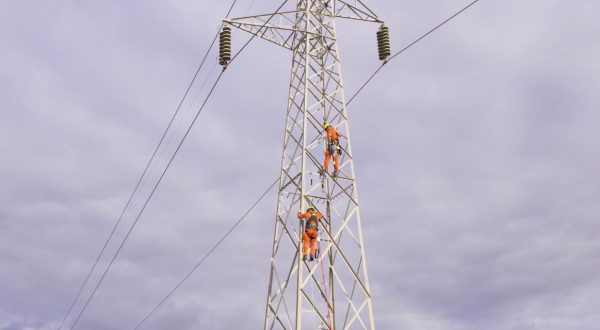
321 122 342 177
297 207 322 261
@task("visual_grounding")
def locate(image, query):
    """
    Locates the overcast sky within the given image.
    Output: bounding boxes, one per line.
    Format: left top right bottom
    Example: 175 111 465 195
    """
2 0 600 329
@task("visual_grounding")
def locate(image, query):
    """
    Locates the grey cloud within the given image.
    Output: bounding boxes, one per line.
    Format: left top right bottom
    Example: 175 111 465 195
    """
2 0 600 329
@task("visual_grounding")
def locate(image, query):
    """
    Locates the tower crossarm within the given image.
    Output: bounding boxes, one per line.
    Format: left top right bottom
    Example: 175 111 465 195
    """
332 0 383 23
224 14 310 50
223 0 382 50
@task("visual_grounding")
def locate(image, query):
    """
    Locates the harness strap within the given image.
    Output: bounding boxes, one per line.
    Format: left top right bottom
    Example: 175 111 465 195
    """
306 216 319 231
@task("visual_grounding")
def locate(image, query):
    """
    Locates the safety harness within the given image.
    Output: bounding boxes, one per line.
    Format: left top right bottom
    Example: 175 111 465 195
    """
326 126 341 156
306 215 319 231
327 140 341 156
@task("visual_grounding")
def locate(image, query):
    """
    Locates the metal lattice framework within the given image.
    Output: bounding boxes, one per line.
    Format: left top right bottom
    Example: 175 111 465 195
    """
225 1 383 329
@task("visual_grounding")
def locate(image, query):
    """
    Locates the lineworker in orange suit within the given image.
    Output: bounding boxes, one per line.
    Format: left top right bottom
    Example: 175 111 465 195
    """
321 122 341 177
297 207 322 261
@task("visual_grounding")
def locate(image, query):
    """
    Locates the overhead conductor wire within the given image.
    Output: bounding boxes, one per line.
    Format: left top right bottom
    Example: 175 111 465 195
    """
69 0 293 327
133 178 279 329
347 0 481 105
70 69 227 330
60 1 241 329
131 0 292 328
57 24 221 330
130 0 479 328
157 0 258 157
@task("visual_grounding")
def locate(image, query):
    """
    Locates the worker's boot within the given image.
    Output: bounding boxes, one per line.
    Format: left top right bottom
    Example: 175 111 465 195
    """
309 255 315 262
303 255 307 261
333 170 339 177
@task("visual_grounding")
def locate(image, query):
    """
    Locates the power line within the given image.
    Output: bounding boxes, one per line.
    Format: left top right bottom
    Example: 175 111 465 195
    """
148 0 280 166
152 42 221 172
126 1 295 327
347 0 481 105
61 1 243 327
69 69 227 330
133 178 279 329
67 0 291 325
56 11 226 330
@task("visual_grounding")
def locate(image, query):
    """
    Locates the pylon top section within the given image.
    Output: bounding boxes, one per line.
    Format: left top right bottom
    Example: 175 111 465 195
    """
224 0 384 51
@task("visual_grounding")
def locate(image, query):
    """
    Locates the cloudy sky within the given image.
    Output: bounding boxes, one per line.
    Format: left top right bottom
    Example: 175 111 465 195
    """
2 0 600 329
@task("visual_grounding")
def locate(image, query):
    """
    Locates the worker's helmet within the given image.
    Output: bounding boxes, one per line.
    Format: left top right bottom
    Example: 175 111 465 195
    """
322 122 330 129
307 207 315 213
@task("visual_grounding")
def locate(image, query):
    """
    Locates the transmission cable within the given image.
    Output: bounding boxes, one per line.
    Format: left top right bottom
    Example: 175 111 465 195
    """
59 1 241 329
347 0 481 105
69 68 227 330
68 1 289 328
127 1 300 328
56 11 226 330
128 1 482 327
133 178 279 329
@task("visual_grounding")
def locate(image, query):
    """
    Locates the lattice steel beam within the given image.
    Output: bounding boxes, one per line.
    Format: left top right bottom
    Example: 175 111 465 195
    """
224 1 383 329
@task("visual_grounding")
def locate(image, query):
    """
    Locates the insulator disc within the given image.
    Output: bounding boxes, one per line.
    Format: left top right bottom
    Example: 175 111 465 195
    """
377 24 391 60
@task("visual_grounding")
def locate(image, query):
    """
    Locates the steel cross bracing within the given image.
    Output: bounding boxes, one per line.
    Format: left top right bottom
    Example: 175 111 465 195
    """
224 0 382 51
226 1 381 329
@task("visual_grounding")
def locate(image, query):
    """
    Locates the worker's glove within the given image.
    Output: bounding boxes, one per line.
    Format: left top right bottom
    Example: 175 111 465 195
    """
297 211 302 218
337 146 342 155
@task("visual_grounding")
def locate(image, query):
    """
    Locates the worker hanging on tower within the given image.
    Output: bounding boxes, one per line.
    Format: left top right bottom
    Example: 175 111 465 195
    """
297 207 322 262
321 122 342 177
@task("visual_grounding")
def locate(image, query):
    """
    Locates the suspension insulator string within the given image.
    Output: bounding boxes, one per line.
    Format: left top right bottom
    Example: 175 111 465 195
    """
219 25 232 69
376 24 391 63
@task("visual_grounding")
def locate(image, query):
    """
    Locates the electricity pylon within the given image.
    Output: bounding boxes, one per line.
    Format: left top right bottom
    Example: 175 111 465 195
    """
223 1 389 329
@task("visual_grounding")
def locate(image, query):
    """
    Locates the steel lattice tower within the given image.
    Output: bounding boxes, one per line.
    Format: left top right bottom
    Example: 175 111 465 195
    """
224 1 387 329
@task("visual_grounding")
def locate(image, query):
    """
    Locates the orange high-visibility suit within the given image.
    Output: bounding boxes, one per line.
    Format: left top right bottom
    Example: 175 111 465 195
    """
297 210 322 258
323 126 340 174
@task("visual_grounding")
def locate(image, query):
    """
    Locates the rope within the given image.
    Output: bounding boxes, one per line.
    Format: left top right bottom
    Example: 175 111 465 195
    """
319 244 333 329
